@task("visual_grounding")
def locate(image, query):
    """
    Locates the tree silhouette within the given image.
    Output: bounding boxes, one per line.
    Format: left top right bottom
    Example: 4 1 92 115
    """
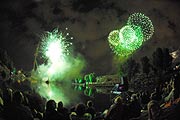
152 47 173 88
152 48 163 73
162 48 173 71
141 56 151 76
0 48 14 70
120 58 140 81
152 48 173 73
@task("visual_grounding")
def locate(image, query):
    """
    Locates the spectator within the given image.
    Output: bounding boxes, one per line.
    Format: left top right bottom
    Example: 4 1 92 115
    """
70 103 92 120
140 91 150 109
128 94 142 119
147 100 161 120
2 88 12 107
0 96 3 118
86 100 96 119
3 91 33 120
150 88 162 102
43 99 65 120
57 101 69 120
105 96 128 120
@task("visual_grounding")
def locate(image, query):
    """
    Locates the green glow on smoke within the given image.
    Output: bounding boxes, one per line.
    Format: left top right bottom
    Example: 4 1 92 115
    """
108 13 154 57
33 28 85 105
40 28 72 79
36 82 69 105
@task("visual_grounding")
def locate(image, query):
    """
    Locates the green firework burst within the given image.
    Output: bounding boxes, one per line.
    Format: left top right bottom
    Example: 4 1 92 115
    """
108 13 154 57
127 13 154 41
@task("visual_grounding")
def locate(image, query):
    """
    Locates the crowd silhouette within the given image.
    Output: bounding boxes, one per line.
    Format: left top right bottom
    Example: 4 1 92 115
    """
0 48 180 120
0 83 179 120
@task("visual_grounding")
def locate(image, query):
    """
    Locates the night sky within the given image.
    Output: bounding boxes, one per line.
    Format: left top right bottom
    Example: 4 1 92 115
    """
0 0 180 75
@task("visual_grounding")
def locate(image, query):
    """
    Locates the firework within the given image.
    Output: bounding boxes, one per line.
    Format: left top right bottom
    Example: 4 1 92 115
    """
32 28 85 105
108 13 154 57
39 28 73 77
127 13 154 41
40 28 72 61
108 25 144 57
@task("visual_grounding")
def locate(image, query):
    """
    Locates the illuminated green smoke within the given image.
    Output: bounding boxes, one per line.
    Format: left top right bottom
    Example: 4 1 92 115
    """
40 29 73 79
32 28 85 104
108 13 154 57
36 82 68 104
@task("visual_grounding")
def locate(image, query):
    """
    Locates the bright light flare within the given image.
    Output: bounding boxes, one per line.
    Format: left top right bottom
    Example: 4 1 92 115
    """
46 41 64 63
39 28 73 78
